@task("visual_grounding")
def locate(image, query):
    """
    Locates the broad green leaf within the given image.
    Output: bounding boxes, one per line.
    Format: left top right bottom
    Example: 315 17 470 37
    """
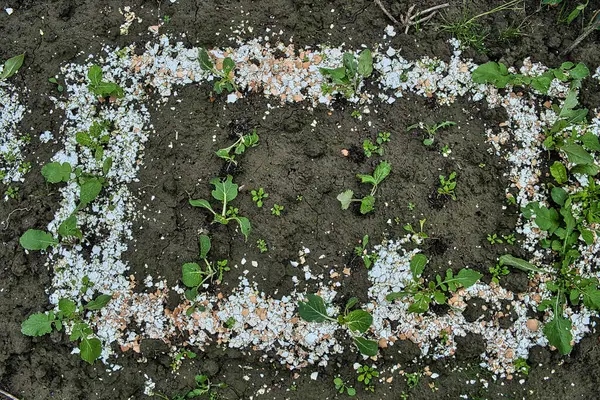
88 65 102 85
92 81 124 98
58 215 82 239
407 292 430 313
569 63 589 79
550 161 568 184
58 298 77 317
356 173 377 186
199 234 211 259
534 205 560 233
21 313 54 336
551 187 568 206
234 216 251 241
345 297 359 311
531 74 553 94
80 337 102 364
357 49 373 77
222 57 235 73
42 162 71 183
79 178 103 206
360 195 375 214
342 53 357 78
580 132 600 151
353 337 378 356
182 263 203 287
562 144 593 165
454 269 483 288
373 161 391 184
19 229 58 250
211 175 238 203
409 253 427 279
471 62 510 88
70 322 93 341
345 310 372 333
582 287 600 310
337 190 354 210
499 254 545 273
102 157 113 175
198 48 213 71
76 131 93 147
580 229 595 245
0 54 25 80
544 313 573 355
85 294 112 310
571 164 600 176
433 291 447 304
298 294 329 322
189 198 214 212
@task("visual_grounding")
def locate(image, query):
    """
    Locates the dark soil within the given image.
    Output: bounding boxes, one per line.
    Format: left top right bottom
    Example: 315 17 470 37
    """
2 0 600 399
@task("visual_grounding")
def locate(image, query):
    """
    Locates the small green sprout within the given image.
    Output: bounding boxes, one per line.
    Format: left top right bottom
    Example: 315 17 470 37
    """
407 121 456 146
403 219 429 244
4 185 18 199
351 110 361 118
489 262 510 284
503 233 516 245
163 15 171 23
334 377 356 397
357 365 379 392
362 132 390 158
487 233 503 245
338 160 391 214
256 239 268 253
87 65 124 98
198 48 238 94
407 202 416 211
271 204 284 216
189 175 251 240
514 357 530 375
438 171 457 200
405 371 421 389
320 49 373 98
354 235 378 269
441 144 451 157
225 317 236 329
48 77 64 92
216 128 259 165
251 187 269 207
170 349 197 371
184 374 227 399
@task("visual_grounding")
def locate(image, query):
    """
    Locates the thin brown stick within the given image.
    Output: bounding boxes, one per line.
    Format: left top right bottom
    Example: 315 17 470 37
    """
374 0 402 26
409 3 450 21
0 389 20 400
562 12 600 55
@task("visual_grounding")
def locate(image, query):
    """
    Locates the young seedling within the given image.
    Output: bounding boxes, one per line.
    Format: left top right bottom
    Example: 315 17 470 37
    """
251 187 268 207
357 365 379 392
182 235 230 311
198 48 238 94
405 371 421 389
271 204 284 216
503 233 516 245
363 132 391 158
489 262 510 284
0 53 24 80
487 233 503 245
441 144 451 157
75 120 112 162
21 294 112 364
407 202 416 211
351 110 361 118
216 128 259 165
354 235 378 269
184 374 227 399
513 357 530 375
297 295 378 356
386 253 482 313
403 219 429 244
406 121 455 146
87 65 124 98
170 349 197 372
437 172 457 200
334 377 356 397
256 239 268 253
189 175 251 240
320 49 373 98
48 77 64 92
337 161 391 214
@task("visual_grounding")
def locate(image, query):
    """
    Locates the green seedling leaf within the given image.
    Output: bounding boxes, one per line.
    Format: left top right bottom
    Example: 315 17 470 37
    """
298 294 330 322
85 294 112 310
222 57 235 74
199 234 211 259
544 312 573 354
58 215 82 240
385 291 409 302
342 53 357 78
360 195 375 214
0 54 25 80
373 161 391 184
582 287 600 310
551 187 568 206
353 337 378 356
357 49 373 77
550 161 568 184
571 164 600 176
234 216 251 241
409 253 427 280
580 132 600 151
198 48 213 71
21 313 54 336
189 198 214 213
211 175 238 203
103 157 113 175
79 178 103 207
535 205 560 233
70 322 93 341
345 310 372 333
407 292 431 313
569 63 589 79
58 298 77 317
337 190 354 210
42 162 71 183
471 62 510 88
356 173 377 186
454 269 483 288
580 229 595 245
80 337 102 364
76 131 92 147
88 65 102 85
499 254 546 273
345 297 359 311
562 144 594 165
20 229 58 250
182 263 203 287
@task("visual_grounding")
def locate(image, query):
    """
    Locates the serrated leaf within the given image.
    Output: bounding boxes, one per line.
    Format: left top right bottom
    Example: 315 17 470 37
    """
79 178 102 207
407 292 431 313
562 144 593 165
357 49 373 77
70 322 93 341
356 174 377 186
544 312 573 355
337 190 354 210
409 253 427 280
0 54 25 80
360 195 375 214
182 263 203 287
85 294 112 310
550 161 568 184
471 62 510 88
80 337 102 364
373 161 391 185
298 294 329 322
42 162 71 183
499 254 545 273
345 310 372 333
211 175 238 203
199 234 211 259
19 229 58 250
21 313 54 336
58 298 77 317
353 337 378 356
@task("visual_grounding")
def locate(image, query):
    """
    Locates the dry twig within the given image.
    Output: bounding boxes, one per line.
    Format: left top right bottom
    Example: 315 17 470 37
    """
374 0 450 33
0 388 20 400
